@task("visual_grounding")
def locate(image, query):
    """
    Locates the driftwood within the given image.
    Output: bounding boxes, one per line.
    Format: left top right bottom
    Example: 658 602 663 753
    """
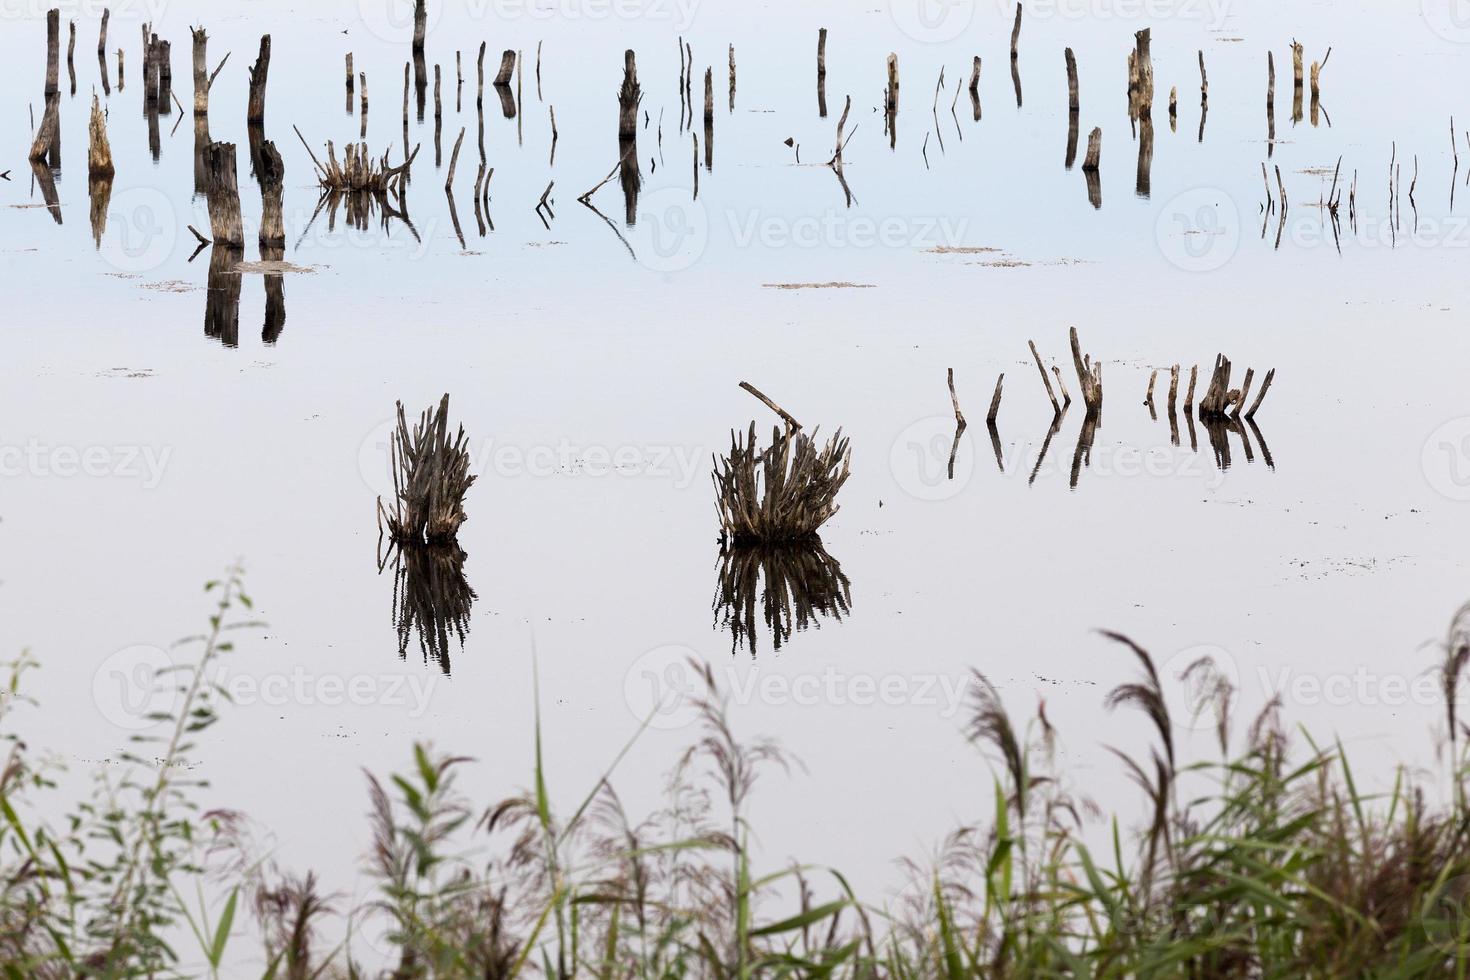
817 27 827 117
377 394 476 546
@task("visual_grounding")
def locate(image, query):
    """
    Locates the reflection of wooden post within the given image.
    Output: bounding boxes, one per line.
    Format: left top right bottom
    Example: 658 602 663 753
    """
247 35 270 125
88 94 114 177
97 8 110 95
203 141 245 246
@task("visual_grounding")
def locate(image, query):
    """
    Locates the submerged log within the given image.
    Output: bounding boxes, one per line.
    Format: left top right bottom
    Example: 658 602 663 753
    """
202 141 245 246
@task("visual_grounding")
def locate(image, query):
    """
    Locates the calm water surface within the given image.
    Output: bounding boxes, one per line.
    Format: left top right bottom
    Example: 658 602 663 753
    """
3 0 1470 955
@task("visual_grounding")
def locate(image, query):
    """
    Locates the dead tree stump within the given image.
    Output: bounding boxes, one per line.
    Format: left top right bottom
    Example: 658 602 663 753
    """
618 49 640 141
203 141 245 246
247 35 270 125
256 139 285 248
88 93 114 177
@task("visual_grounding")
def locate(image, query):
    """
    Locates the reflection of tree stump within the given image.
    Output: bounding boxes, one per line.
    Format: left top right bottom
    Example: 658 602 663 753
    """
714 542 850 655
389 542 476 675
88 174 113 247
204 246 243 347
261 244 286 345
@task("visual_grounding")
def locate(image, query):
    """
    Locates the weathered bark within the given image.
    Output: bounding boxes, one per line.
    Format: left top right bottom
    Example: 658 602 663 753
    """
203 140 245 246
1028 340 1061 415
88 93 114 177
247 35 270 125
817 28 827 117
205 244 243 347
256 139 285 248
1082 127 1101 171
1069 326 1103 413
157 38 172 111
1133 29 1153 116
495 49 515 86
618 49 640 141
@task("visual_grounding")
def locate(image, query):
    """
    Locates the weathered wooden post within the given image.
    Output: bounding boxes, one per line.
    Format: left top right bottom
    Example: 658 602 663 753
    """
494 49 515 86
97 8 110 95
885 52 899 147
1069 327 1103 414
67 20 76 95
257 139 285 248
247 35 270 125
728 44 735 112
117 47 124 91
412 0 427 119
360 70 368 138
203 141 245 246
346 52 354 112
1064 48 1079 168
88 93 114 178
969 56 981 120
1082 127 1101 171
817 28 827 117
1290 40 1303 123
158 38 172 111
1133 29 1153 117
30 9 62 166
618 49 640 140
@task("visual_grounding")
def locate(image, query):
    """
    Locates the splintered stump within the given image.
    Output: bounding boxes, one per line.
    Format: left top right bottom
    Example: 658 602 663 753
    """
257 139 285 247
87 94 113 178
1082 127 1101 171
377 394 476 546
1199 354 1275 420
714 383 850 546
247 35 270 125
1069 326 1103 413
618 49 640 141
203 141 244 246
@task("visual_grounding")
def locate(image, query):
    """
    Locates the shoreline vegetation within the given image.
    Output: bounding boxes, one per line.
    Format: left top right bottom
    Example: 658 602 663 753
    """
3 571 1470 977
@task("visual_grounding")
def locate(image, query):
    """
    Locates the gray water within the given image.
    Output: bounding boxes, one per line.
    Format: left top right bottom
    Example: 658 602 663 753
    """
4 0 1470 964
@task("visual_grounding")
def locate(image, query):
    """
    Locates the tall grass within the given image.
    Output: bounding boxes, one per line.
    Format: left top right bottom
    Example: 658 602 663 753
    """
3 571 1470 976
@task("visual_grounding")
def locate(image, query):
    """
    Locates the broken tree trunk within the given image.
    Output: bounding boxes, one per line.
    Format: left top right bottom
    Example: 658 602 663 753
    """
88 93 113 178
203 140 244 246
247 35 270 125
1069 326 1103 413
494 49 515 87
1029 339 1061 415
987 374 1004 424
1082 127 1101 171
1133 29 1153 116
817 27 827 117
618 49 640 141
257 139 285 248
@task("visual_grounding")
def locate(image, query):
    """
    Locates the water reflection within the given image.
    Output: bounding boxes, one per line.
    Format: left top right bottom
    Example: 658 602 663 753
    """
713 541 851 656
204 246 242 347
30 161 62 224
384 542 476 675
88 175 112 245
